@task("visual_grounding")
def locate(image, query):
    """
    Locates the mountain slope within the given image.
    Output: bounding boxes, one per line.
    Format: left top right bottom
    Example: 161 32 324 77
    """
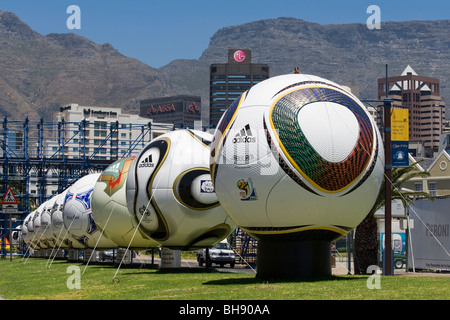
0 10 175 120
0 12 448 121
198 17 450 103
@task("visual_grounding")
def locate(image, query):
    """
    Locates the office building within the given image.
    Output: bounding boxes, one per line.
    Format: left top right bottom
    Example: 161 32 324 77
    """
209 49 269 127
54 103 171 160
377 65 446 156
29 103 172 197
139 95 202 128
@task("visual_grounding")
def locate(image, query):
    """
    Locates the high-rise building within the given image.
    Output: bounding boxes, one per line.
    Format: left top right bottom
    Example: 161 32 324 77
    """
53 103 171 161
377 65 446 156
209 49 269 127
30 103 172 197
139 95 202 128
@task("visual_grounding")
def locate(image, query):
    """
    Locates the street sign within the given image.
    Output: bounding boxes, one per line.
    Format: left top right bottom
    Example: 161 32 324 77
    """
2 186 18 205
391 141 409 167
391 108 409 168
2 204 18 214
1 186 18 261
391 108 409 141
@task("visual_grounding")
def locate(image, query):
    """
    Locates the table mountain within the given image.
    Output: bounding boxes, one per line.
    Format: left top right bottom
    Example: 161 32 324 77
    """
0 10 175 120
0 11 448 121
197 17 449 106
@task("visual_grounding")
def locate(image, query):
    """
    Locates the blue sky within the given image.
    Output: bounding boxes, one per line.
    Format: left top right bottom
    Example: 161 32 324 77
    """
1 0 449 68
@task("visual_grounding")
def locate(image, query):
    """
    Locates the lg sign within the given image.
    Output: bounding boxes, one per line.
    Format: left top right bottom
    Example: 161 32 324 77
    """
233 50 246 63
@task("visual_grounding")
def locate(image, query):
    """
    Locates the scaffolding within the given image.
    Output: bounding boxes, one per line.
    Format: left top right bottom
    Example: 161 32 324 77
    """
229 228 258 266
0 116 175 256
0 116 259 263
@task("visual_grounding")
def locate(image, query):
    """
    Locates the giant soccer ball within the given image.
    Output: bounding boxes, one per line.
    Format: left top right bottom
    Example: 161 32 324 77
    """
21 221 29 247
92 156 161 249
40 196 58 248
126 129 236 250
63 173 117 249
210 74 384 242
31 202 48 249
22 213 35 249
50 188 78 249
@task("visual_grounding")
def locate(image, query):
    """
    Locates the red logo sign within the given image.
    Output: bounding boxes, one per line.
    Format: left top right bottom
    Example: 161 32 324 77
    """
188 102 200 112
233 50 246 63
146 104 176 115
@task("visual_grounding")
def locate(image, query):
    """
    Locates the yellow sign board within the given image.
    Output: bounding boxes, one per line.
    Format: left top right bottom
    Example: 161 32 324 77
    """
391 108 409 141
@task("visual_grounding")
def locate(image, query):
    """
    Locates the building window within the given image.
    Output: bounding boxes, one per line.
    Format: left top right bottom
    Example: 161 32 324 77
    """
415 183 423 192
228 75 249 79
428 182 437 197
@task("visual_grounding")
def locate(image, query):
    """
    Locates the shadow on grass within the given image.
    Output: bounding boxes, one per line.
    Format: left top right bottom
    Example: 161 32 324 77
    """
79 261 366 284
156 267 221 274
81 261 160 271
113 266 222 276
203 274 363 285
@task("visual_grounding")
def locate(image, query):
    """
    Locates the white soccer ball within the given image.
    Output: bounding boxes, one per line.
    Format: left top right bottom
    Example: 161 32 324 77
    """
22 213 34 249
92 156 161 249
11 225 21 246
40 196 58 248
210 74 384 242
21 221 28 246
50 188 77 249
63 173 118 249
31 202 48 249
126 129 236 250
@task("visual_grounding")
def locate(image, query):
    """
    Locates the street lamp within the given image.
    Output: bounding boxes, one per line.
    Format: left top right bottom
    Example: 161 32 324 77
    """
362 64 394 275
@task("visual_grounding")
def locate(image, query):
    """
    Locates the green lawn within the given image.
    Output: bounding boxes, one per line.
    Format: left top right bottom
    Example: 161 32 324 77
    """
0 257 448 300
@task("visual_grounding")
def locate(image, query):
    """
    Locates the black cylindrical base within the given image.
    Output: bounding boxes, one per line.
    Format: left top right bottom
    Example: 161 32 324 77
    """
256 240 332 280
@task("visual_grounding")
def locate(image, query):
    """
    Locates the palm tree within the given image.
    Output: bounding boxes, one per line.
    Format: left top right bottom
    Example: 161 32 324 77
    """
353 162 434 274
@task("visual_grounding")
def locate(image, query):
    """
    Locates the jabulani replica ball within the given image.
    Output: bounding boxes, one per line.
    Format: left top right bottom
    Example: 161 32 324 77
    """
30 202 48 249
38 196 58 248
126 129 236 250
210 74 384 243
63 173 117 249
22 213 35 249
92 156 161 249
50 188 76 249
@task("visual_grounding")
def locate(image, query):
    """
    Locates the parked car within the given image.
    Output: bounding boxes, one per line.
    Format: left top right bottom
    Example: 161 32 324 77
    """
197 240 236 268
99 249 115 262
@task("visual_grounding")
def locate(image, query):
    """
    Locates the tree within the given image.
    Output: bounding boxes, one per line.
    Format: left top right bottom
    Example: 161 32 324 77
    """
353 162 434 274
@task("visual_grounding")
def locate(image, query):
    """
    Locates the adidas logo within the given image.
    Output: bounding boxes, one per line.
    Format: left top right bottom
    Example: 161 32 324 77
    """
138 154 155 168
233 124 256 143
